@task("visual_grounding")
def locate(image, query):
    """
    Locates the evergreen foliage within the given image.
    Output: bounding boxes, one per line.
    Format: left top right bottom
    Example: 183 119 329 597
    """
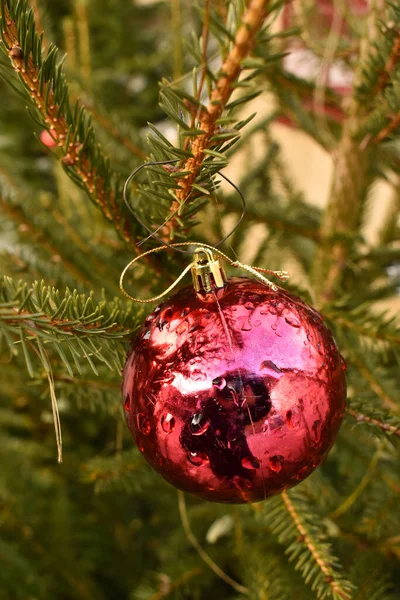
0 0 399 599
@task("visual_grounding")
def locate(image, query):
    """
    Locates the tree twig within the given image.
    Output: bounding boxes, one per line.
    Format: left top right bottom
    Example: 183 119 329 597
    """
176 0 270 203
374 111 400 143
282 491 351 600
177 491 250 596
373 34 400 96
347 408 400 437
351 355 399 414
1 4 136 247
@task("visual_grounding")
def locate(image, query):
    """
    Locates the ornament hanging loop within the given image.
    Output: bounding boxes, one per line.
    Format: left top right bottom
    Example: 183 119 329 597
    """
120 242 289 303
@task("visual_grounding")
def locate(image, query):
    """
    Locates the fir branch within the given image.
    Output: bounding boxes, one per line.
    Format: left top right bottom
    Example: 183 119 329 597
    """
81 449 148 493
374 111 400 143
311 130 372 303
266 490 354 600
311 2 400 302
330 444 384 520
326 310 400 348
351 353 399 414
357 6 400 143
372 34 400 97
0 0 138 247
173 0 270 204
347 406 400 438
0 191 91 286
0 276 139 376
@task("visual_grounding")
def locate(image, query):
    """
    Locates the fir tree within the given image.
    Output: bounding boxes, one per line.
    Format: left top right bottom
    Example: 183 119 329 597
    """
0 1 399 599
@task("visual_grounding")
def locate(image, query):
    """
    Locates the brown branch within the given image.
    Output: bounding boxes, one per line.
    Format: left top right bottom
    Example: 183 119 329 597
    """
347 408 400 437
281 492 351 600
351 355 399 414
182 0 211 156
0 306 132 337
373 34 400 95
311 127 371 303
370 31 400 143
29 0 47 42
374 111 400 143
1 6 135 246
311 21 400 300
175 0 270 203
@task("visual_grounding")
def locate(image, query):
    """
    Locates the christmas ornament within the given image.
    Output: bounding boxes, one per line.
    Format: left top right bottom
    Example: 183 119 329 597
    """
40 129 57 148
121 246 346 504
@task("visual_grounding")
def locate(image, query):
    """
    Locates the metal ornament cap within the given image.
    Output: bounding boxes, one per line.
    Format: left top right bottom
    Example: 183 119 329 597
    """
122 277 346 504
191 247 228 293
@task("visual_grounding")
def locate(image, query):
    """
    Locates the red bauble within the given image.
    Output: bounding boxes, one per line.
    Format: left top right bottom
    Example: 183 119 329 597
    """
122 278 346 503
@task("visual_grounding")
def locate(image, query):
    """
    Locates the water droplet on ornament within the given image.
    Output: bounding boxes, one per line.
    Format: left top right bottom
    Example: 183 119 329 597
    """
155 452 163 466
285 315 300 328
311 420 322 443
124 394 130 411
213 376 226 390
317 342 324 355
192 369 206 381
269 455 284 472
188 452 209 466
340 355 347 371
268 414 285 431
161 413 175 433
145 313 155 325
241 456 260 470
158 308 173 330
260 360 282 379
237 316 252 331
138 442 145 452
296 465 310 480
190 413 210 436
254 319 261 327
232 475 252 490
260 308 268 315
286 410 300 430
244 302 254 311
181 307 191 317
137 413 151 435
176 320 188 335
143 330 151 340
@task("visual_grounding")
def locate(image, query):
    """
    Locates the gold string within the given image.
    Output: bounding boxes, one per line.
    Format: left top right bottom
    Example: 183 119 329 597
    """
119 242 289 303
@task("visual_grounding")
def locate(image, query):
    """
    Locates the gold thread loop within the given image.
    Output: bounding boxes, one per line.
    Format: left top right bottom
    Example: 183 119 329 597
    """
119 242 289 303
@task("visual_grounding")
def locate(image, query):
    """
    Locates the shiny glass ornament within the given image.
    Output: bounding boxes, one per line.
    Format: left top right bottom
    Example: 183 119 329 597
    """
122 277 346 503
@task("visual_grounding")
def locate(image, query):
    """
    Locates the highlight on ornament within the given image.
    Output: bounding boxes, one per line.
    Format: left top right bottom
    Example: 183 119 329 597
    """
121 244 347 504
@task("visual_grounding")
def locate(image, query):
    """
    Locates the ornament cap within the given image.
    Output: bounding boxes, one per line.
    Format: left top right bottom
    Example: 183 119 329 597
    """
191 247 227 293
